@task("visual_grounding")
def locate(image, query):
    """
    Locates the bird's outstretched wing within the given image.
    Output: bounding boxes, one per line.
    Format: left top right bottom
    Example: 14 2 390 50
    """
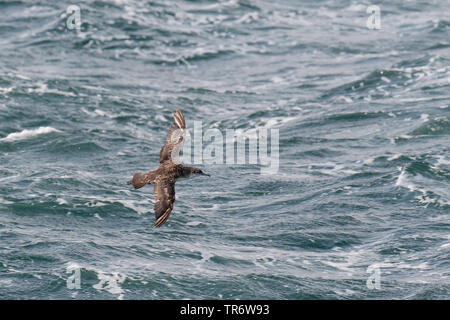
159 109 186 163
127 171 156 189
154 179 176 227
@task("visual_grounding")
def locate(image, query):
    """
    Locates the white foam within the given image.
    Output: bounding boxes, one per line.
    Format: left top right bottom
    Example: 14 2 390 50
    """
27 83 76 97
435 155 450 166
390 135 413 144
81 107 109 118
416 194 436 205
397 262 429 270
271 76 284 83
93 271 126 299
420 114 429 122
0 127 60 142
94 213 103 220
9 72 30 80
0 279 13 287
338 95 353 103
56 198 68 205
395 166 449 206
236 12 259 24
94 109 106 116
115 199 149 215
0 198 14 205
186 221 202 226
0 87 13 96
261 116 296 128
395 167 415 190
154 114 168 122
334 289 356 296
320 163 359 177
388 154 402 161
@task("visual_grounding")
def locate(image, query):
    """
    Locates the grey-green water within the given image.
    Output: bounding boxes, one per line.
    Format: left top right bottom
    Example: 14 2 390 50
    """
0 0 449 299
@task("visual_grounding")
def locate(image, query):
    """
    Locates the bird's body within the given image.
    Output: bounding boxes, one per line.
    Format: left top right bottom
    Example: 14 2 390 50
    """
128 109 209 227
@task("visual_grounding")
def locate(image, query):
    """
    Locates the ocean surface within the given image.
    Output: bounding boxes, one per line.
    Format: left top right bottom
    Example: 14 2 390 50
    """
0 0 449 299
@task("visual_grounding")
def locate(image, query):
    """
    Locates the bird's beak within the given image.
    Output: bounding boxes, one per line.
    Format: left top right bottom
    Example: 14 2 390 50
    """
202 172 210 177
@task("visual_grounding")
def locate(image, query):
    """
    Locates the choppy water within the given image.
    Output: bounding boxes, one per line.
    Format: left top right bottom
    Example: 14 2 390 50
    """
1 0 449 299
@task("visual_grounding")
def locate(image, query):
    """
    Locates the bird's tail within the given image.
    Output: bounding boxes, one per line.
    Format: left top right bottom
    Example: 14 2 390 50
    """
127 172 154 189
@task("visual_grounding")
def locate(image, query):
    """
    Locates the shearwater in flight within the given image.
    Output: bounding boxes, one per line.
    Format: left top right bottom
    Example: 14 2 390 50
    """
127 109 210 227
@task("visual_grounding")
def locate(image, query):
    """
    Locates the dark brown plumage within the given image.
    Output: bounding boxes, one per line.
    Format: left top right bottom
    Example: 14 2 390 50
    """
127 109 210 227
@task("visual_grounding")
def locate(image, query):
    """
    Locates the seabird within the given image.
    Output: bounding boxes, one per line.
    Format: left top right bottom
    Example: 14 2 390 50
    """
127 109 210 227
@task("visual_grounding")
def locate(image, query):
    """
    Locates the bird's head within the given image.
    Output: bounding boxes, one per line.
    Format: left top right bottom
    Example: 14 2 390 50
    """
193 168 210 177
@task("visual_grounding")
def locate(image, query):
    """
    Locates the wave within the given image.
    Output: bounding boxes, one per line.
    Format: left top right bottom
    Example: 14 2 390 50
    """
395 162 450 207
411 116 450 136
66 262 126 300
149 48 236 66
0 127 60 142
